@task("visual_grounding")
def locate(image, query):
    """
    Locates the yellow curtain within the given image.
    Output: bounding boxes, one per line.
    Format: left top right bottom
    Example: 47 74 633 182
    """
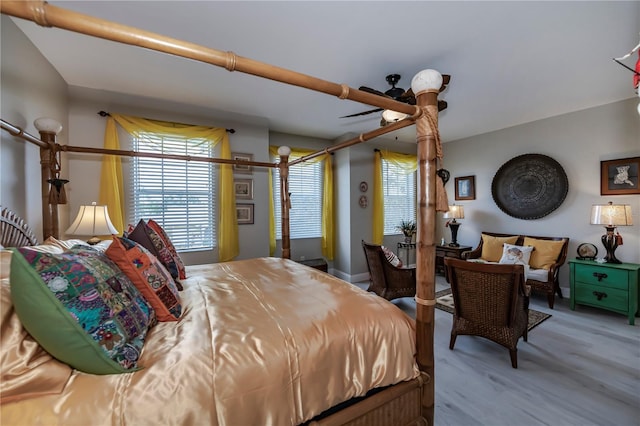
372 150 418 245
268 146 334 260
372 151 384 244
103 114 238 260
99 117 125 233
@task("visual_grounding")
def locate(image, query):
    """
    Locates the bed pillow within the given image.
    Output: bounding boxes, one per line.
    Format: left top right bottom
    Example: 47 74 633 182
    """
106 237 182 322
127 220 183 290
523 237 565 270
1 257 73 404
381 246 403 268
498 243 534 266
480 234 519 262
147 219 186 280
9 245 156 375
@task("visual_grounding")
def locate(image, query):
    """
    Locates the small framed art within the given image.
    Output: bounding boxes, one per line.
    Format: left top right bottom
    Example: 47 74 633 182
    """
234 178 253 200
236 203 254 225
455 175 475 200
600 156 640 195
232 152 253 174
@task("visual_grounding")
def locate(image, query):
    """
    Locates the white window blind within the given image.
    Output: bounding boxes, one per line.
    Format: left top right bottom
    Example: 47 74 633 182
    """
130 133 216 251
382 160 416 235
273 161 323 239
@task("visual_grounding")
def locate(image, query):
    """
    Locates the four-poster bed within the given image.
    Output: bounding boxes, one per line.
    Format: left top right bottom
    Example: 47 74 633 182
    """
1 1 449 424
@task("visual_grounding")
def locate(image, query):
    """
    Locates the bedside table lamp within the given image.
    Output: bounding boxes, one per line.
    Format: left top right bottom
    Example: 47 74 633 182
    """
66 202 118 245
590 201 633 264
443 205 464 247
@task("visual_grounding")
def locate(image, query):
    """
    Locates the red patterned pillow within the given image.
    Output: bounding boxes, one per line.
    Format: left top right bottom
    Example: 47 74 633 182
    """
106 237 182 322
381 246 403 268
127 220 183 290
147 219 186 280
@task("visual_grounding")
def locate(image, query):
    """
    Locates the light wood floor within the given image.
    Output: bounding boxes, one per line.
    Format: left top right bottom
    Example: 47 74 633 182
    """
355 275 640 426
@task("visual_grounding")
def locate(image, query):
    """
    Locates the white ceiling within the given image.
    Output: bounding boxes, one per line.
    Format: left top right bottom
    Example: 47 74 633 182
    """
10 1 640 143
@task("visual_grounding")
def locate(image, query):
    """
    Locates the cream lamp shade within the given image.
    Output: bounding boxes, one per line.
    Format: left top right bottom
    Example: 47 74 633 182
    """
66 202 118 244
590 202 633 226
443 205 465 220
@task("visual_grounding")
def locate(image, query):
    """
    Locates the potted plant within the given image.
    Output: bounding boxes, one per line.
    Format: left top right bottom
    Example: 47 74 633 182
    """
396 219 417 243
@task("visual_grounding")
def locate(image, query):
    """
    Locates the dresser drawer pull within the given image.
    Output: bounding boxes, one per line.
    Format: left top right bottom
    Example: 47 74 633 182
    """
592 272 608 281
592 291 608 301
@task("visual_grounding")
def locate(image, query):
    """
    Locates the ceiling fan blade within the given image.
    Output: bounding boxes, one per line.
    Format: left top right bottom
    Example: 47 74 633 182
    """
438 100 448 112
440 75 451 92
340 108 384 118
397 89 416 105
359 86 388 97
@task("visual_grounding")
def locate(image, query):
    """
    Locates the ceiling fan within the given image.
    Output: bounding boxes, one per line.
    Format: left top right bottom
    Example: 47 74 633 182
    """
340 73 449 124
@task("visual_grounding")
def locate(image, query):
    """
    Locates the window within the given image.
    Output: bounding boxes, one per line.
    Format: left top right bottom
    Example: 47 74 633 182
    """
382 159 416 235
272 160 323 239
130 133 216 251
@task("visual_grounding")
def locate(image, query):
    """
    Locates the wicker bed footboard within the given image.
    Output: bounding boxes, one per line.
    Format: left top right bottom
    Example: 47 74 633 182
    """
307 373 429 426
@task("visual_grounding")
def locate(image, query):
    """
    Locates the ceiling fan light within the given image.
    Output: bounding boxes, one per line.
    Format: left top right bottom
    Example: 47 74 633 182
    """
411 69 443 95
382 109 408 123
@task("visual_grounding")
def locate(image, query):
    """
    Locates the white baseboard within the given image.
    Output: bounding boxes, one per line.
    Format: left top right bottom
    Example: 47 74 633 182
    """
331 269 369 283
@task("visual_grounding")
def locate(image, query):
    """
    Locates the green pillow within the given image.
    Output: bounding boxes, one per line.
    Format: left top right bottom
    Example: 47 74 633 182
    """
10 246 156 374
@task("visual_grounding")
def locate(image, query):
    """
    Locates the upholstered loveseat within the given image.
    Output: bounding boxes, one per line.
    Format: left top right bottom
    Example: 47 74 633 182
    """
461 232 569 309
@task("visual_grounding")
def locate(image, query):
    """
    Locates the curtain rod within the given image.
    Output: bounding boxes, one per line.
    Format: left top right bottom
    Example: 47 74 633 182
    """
98 111 235 133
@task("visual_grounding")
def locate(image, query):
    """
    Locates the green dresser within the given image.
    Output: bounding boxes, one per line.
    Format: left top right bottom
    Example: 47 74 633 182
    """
569 259 640 325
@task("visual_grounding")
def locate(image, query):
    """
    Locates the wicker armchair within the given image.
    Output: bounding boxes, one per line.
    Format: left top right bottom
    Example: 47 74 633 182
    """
444 258 530 368
1 206 39 247
361 241 416 301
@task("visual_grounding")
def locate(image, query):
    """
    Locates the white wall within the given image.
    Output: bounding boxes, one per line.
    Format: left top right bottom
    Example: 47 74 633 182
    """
438 98 640 290
3 17 637 290
0 16 69 241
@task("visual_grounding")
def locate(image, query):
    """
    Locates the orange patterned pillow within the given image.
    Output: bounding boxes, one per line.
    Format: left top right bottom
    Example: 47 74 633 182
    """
106 237 182 322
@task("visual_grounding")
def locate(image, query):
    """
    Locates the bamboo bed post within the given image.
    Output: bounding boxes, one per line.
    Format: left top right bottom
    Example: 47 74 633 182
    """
278 146 292 259
33 118 63 240
411 69 444 425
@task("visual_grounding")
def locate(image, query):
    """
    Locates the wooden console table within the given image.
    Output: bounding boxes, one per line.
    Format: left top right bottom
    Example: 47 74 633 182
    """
436 245 472 278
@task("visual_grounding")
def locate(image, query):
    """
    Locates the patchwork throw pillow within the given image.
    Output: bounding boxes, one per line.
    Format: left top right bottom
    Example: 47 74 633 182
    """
147 219 186 280
523 237 566 270
9 245 156 375
499 243 534 266
480 234 519 262
381 246 403 268
127 220 183 290
1 275 73 404
106 237 182 322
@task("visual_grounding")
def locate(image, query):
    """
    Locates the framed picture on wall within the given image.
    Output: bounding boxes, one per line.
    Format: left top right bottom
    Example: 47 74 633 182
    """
600 156 640 195
236 203 254 225
234 178 253 200
232 152 253 174
455 175 475 200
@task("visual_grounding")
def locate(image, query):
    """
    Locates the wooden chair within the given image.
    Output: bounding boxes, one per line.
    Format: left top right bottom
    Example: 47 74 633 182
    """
444 258 529 368
361 240 416 301
1 206 38 247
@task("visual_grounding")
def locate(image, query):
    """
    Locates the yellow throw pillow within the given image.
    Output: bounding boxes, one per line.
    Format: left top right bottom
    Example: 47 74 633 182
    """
480 234 519 262
524 237 565 270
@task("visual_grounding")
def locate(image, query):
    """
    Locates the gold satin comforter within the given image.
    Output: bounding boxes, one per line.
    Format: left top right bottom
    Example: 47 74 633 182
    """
1 257 419 425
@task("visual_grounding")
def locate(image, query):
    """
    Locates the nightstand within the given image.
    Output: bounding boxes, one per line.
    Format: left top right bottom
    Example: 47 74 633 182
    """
397 242 416 267
297 258 328 272
435 245 472 278
569 259 640 325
